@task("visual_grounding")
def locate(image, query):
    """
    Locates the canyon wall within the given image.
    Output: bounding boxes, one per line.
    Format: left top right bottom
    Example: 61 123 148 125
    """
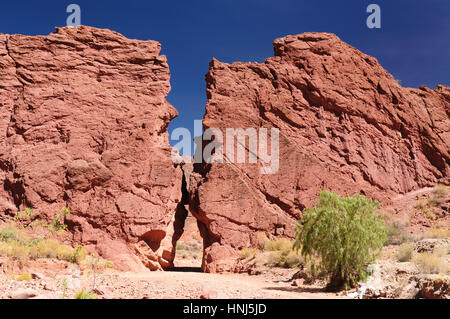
190 33 449 272
0 26 183 271
0 27 448 273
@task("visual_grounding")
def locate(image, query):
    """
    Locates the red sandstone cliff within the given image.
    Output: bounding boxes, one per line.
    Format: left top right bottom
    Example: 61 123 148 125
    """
0 26 183 271
0 28 448 274
190 33 449 272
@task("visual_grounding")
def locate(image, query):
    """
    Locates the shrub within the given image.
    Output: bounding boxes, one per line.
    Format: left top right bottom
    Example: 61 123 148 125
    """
15 273 32 281
283 250 303 268
265 238 292 252
0 223 29 244
255 233 293 252
431 184 449 199
382 215 417 245
265 249 302 268
239 247 259 260
266 251 283 266
49 207 70 234
256 232 270 250
413 253 448 274
75 289 98 299
240 235 302 268
396 243 414 262
294 191 387 290
176 240 203 258
0 224 86 264
386 225 415 245
71 245 87 263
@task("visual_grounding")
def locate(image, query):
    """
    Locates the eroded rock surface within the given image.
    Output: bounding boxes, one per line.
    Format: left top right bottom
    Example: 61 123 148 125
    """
0 26 182 271
190 32 449 272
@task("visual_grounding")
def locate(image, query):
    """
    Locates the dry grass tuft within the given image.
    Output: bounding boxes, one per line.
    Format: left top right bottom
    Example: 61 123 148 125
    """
0 223 87 264
413 252 449 274
396 243 414 262
239 233 302 268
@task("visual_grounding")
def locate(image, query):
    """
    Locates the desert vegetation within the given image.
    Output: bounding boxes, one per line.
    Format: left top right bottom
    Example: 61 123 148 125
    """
293 191 387 291
0 209 114 268
0 208 87 265
396 243 414 262
415 184 449 221
176 239 202 260
0 207 113 299
239 234 302 269
394 226 449 274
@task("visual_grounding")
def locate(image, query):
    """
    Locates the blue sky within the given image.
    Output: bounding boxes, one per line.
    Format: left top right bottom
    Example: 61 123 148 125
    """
0 0 448 154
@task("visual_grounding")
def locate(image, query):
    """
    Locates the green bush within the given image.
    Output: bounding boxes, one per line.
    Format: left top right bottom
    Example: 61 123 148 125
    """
293 191 387 291
49 207 70 234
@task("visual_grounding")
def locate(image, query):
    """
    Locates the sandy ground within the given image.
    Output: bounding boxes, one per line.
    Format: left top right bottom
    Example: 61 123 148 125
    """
0 255 343 299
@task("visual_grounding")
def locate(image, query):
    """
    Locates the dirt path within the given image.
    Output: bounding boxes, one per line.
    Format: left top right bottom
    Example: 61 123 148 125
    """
0 256 343 299
112 269 343 299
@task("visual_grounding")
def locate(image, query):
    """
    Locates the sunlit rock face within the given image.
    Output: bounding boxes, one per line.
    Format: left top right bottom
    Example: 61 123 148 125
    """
0 26 183 271
190 32 449 273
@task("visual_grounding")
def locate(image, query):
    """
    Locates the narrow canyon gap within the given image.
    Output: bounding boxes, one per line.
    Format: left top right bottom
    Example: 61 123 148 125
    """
0 27 448 273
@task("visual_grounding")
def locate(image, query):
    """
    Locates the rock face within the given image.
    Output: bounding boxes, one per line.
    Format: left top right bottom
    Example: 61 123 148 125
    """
0 26 183 271
190 32 449 272
0 28 448 274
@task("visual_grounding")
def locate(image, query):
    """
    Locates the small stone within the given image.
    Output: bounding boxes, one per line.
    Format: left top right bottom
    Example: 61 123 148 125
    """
291 279 304 287
11 288 37 299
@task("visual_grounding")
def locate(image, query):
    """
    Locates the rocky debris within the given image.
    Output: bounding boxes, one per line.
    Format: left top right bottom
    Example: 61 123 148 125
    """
202 242 240 273
350 255 449 299
0 26 183 271
291 279 304 287
415 275 449 299
190 32 450 272
397 281 420 299
414 238 450 253
356 264 395 299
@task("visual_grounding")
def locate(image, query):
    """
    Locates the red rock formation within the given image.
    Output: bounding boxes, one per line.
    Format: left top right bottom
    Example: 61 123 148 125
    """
0 26 183 271
0 28 448 274
190 32 449 272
